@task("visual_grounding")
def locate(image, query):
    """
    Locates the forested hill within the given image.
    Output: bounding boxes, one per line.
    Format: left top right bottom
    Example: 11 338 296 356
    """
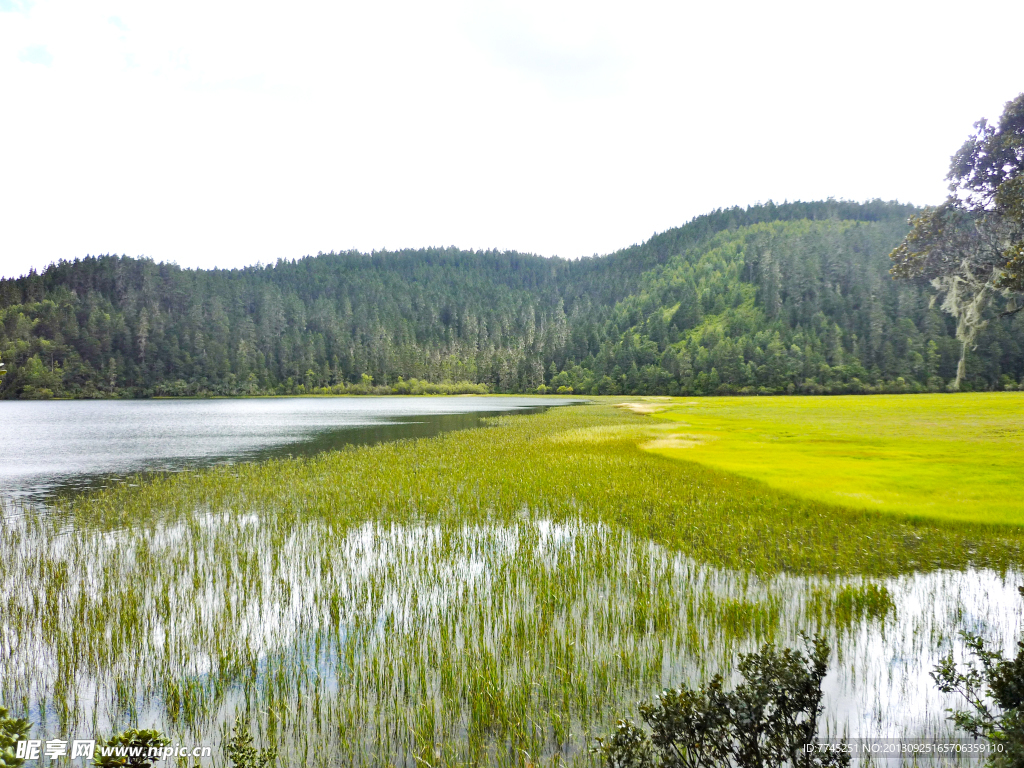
2 200 1022 399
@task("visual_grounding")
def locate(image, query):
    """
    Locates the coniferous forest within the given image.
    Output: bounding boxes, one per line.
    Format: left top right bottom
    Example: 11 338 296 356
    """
2 199 1023 399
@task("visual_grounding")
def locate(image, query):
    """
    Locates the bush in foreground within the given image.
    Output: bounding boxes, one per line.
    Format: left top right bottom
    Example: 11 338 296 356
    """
934 587 1024 768
0 707 30 768
594 635 848 768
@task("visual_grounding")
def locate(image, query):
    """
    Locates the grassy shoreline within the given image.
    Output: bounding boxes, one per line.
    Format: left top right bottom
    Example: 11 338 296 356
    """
624 392 1024 525
4 399 1023 766
42 399 1024 575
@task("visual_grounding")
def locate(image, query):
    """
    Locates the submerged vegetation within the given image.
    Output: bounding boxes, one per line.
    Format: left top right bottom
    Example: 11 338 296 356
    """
26 401 1024 575
2 402 1024 766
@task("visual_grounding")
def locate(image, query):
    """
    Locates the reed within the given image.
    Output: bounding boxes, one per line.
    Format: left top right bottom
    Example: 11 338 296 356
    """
1 403 1022 766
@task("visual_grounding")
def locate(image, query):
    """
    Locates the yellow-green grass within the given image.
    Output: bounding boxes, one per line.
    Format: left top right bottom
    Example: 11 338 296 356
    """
624 392 1024 525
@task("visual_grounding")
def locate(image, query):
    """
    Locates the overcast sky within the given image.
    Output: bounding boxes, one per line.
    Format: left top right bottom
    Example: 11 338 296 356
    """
2 1 1023 279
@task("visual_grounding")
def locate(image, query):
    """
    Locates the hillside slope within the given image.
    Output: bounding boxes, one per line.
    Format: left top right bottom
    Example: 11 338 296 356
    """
1 200 1021 398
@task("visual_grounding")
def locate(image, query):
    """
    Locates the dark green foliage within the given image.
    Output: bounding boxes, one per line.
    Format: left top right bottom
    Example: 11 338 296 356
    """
946 93 1024 294
2 200 1020 399
0 706 31 768
594 635 848 768
890 94 1024 389
92 729 171 768
224 723 277 768
933 587 1024 768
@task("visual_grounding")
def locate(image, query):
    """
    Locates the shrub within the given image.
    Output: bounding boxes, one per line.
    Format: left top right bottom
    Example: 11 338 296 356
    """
594 635 848 768
933 586 1024 768
0 706 31 768
92 729 171 768
225 723 277 768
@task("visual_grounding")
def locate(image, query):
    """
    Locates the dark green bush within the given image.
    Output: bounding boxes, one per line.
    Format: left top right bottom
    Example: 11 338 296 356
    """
0 706 31 768
224 722 277 768
92 729 171 768
933 587 1024 768
595 635 848 768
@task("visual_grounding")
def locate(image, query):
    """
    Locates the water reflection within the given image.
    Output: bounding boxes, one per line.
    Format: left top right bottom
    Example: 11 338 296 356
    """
4 513 1019 763
0 396 582 501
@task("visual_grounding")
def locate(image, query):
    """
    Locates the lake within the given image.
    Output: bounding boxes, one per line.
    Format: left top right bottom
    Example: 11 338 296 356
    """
0 396 1017 764
0 396 583 501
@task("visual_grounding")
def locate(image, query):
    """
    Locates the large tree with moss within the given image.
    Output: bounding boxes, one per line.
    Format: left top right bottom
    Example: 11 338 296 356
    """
891 93 1024 389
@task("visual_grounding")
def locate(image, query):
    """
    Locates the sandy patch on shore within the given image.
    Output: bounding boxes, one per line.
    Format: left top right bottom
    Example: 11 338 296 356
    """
617 401 671 415
641 434 707 451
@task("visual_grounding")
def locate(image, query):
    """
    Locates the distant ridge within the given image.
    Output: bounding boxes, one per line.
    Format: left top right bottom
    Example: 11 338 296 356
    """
2 200 1020 399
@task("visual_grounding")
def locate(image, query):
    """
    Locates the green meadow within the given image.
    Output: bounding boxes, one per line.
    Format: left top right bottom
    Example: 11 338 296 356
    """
2 398 1024 766
628 392 1024 525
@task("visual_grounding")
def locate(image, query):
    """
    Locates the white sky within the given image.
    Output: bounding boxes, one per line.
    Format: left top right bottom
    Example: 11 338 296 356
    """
2 1 1023 279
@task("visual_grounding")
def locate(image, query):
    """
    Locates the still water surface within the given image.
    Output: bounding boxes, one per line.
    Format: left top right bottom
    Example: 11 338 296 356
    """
0 396 582 500
1 395 1016 761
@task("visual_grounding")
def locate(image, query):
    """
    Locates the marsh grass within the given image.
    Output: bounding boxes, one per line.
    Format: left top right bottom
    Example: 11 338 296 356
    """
2 404 1023 766
632 393 1024 524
